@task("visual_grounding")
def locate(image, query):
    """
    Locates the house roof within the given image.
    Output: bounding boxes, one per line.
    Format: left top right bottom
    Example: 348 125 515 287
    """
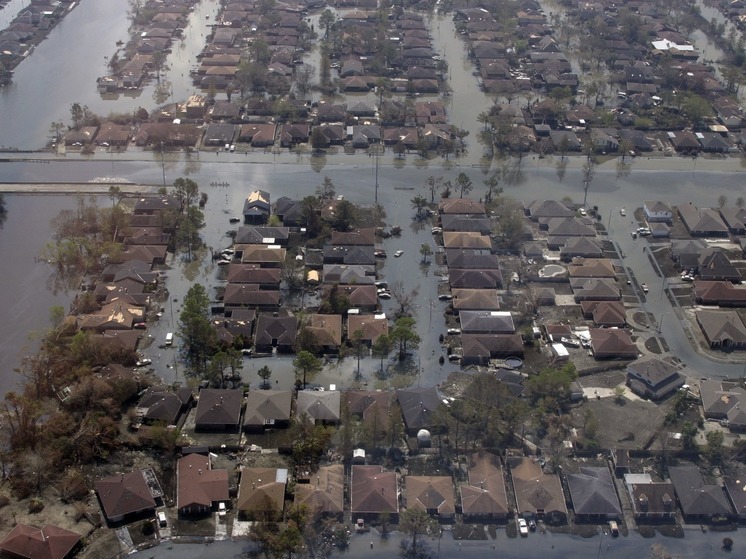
328 284 378 308
668 465 733 517
223 284 280 307
461 452 509 517
644 200 673 214
136 388 192 425
255 315 298 347
678 205 729 235
448 269 503 289
626 358 680 389
347 314 389 343
350 465 398 515
235 226 290 245
296 390 341 423
696 310 746 346
560 237 604 257
406 476 455 515
95 470 156 521
547 217 597 237
177 453 229 510
580 300 627 326
0 524 81 559
238 244 286 265
461 334 523 360
438 198 486 215
306 314 342 347
295 464 345 514
567 467 622 517
322 264 376 285
627 479 676 516
459 310 514 333
700 379 746 421
440 214 492 233
243 390 292 428
508 457 567 517
322 245 376 265
571 278 621 300
194 389 243 428
443 231 492 250
226 264 282 285
590 328 638 358
236 467 288 514
451 289 500 311
396 387 441 431
723 474 746 519
445 249 500 269
331 228 377 246
345 391 392 425
568 258 616 278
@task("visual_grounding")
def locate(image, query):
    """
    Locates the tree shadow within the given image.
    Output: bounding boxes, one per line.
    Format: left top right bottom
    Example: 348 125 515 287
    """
310 153 327 173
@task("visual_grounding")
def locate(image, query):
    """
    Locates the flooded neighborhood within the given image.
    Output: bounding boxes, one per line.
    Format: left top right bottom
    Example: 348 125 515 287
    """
2 1 746 559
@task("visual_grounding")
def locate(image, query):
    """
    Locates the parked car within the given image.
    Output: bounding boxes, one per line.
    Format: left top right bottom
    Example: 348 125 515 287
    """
438 294 453 301
528 519 537 532
394 250 404 257
620 207 626 216
135 358 152 367
431 227 443 234
641 283 649 293
447 328 461 335
518 518 529 536
378 291 392 299
578 208 587 217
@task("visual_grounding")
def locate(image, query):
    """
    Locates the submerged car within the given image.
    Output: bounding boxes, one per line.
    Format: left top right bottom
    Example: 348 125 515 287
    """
518 518 528 536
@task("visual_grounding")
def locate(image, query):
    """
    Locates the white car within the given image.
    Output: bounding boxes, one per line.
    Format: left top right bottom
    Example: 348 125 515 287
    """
578 208 587 217
447 328 461 335
394 250 404 257
518 518 529 536
136 358 152 367
620 207 626 216
378 291 392 299
431 227 443 234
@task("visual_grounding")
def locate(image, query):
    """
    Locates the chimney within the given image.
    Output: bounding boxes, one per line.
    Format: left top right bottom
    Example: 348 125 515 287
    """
662 493 672 511
638 493 648 511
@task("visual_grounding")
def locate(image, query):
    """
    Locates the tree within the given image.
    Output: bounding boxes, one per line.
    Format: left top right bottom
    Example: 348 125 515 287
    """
258 365 272 388
295 64 316 98
613 385 626 404
390 317 420 361
178 284 217 377
372 334 392 376
399 509 432 556
704 430 725 464
718 194 728 208
426 176 442 203
492 197 525 251
483 174 502 205
332 200 357 231
581 153 595 208
411 195 428 218
49 121 65 143
390 280 419 317
455 172 473 198
350 329 365 381
723 537 734 551
319 9 337 39
310 127 327 155
70 103 85 129
293 350 322 388
681 421 698 451
316 176 336 200
419 243 432 264
737 197 745 209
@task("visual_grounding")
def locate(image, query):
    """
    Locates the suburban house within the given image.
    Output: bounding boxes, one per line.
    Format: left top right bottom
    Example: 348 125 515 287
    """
692 281 746 306
441 214 492 234
696 310 746 349
508 456 567 524
667 465 733 522
396 387 442 435
350 465 399 521
443 232 492 250
451 289 500 312
243 389 292 432
194 388 243 431
226 265 282 288
236 467 288 520
177 453 229 516
238 244 287 267
94 470 159 524
590 328 639 360
448 269 503 290
243 190 271 224
322 264 376 285
571 278 621 302
445 249 500 270
624 474 676 521
678 205 729 237
234 226 290 246
296 390 341 425
459 311 514 333
643 201 673 223
345 391 392 432
580 301 627 327
524 200 574 221
699 380 746 432
304 314 342 352
347 314 389 345
696 250 742 283
567 258 616 279
560 237 604 259
719 207 746 234
723 474 746 521
406 476 456 521
626 358 685 401
460 334 524 364
222 284 281 309
294 464 345 518
566 467 622 520
0 524 81 559
438 198 486 216
135 387 193 426
460 452 509 522
254 315 298 353
325 284 378 311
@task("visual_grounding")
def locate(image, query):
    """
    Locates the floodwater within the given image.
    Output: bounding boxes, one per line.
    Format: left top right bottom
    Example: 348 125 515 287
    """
0 0 221 149
0 0 31 29
130 524 746 559
0 194 79 395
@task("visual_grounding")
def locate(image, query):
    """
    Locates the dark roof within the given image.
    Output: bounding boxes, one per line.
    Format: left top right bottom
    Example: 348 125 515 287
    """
0 524 81 559
194 389 243 429
396 387 441 431
351 465 398 515
567 467 622 517
461 452 509 517
296 390 341 423
95 470 156 521
255 315 298 347
244 390 292 427
668 465 733 518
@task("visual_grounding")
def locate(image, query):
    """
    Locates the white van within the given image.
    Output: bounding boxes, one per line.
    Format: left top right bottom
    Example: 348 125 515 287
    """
158 511 167 527
165 333 174 346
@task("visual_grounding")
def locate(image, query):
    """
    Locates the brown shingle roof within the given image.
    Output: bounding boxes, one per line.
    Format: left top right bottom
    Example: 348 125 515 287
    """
177 454 229 512
94 470 156 521
351 465 399 515
0 524 81 559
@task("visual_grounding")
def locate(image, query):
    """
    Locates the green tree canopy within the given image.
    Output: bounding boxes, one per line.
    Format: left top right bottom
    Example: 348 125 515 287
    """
178 284 217 376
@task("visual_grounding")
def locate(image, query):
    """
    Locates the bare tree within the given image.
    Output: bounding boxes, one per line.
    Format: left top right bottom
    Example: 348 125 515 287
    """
390 280 419 317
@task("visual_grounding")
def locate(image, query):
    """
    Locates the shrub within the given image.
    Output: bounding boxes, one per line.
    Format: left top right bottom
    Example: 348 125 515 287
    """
28 498 44 513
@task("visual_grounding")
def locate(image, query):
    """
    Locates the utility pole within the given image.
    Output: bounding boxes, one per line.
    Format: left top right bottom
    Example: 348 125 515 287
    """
374 144 380 205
